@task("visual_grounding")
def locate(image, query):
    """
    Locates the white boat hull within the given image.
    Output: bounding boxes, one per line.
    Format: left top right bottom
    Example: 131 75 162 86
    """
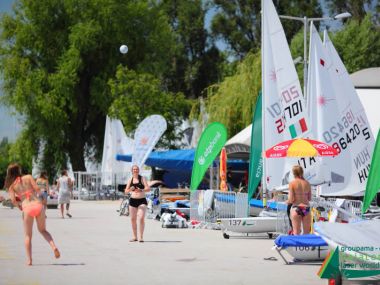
285 246 329 261
219 217 277 235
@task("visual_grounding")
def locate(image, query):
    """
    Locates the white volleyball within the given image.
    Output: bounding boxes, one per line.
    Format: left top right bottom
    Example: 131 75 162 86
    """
119 44 128 54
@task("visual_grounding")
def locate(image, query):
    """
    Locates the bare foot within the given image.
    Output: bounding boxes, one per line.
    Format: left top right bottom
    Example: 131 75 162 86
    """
129 238 138 242
54 248 60 259
27 260 32 266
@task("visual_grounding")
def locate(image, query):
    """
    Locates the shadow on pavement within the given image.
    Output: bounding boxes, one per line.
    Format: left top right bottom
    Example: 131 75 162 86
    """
142 241 182 243
34 263 86 266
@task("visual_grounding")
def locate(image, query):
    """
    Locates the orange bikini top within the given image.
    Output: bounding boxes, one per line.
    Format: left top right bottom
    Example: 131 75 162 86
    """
12 177 35 201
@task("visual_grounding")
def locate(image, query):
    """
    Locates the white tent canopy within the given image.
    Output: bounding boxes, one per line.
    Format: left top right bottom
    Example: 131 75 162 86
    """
224 124 252 160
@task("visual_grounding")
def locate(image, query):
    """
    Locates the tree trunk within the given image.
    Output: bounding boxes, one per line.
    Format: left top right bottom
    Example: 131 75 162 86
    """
67 74 91 172
68 139 86 171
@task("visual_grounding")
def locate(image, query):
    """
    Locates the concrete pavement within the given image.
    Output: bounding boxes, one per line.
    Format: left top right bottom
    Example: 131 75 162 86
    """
0 200 324 285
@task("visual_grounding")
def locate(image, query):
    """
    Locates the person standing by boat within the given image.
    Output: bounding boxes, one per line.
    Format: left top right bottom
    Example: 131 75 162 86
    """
36 171 49 216
5 163 60 265
57 170 73 218
124 165 150 242
286 165 311 235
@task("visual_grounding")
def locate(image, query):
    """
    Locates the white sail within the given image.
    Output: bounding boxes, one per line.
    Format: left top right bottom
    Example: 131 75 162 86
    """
306 24 375 196
101 116 134 185
262 0 309 191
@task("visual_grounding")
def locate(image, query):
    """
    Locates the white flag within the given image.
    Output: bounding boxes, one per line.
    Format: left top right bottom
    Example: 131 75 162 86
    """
101 116 134 185
132 115 167 168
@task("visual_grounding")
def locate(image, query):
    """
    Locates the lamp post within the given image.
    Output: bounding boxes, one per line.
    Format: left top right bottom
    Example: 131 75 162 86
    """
279 12 351 98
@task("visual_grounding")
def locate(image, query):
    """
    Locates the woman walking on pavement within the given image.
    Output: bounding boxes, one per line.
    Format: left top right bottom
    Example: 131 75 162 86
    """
36 171 49 216
57 169 73 218
5 163 60 265
125 165 150 242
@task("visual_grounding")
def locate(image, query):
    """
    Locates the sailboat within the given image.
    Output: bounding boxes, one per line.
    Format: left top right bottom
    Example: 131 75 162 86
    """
306 24 375 197
249 0 310 213
220 0 310 238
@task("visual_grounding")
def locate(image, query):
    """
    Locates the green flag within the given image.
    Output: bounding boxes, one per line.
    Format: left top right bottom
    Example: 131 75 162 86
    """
362 130 380 213
248 92 263 202
318 247 340 279
190 122 227 191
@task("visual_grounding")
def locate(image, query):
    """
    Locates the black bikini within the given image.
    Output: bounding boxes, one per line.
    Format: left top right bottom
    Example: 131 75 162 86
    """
129 175 147 208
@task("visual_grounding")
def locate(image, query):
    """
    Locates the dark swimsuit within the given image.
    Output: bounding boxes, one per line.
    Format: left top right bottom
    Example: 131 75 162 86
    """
292 205 310 217
129 175 147 208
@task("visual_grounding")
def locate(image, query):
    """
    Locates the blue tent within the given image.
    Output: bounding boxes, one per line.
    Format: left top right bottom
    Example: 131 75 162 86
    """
116 149 249 171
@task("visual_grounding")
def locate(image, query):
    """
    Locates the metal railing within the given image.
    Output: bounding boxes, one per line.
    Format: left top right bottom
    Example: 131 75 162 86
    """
73 171 131 200
190 190 248 225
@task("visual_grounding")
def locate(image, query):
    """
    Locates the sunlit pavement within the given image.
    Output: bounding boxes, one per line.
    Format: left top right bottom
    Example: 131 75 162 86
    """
0 200 323 285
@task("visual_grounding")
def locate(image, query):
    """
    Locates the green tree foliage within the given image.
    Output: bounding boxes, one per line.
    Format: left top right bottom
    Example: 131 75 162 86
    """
289 29 306 85
0 0 178 175
329 15 380 73
160 0 226 98
0 134 33 188
0 138 11 188
7 130 34 174
192 52 261 137
210 0 322 58
289 13 380 86
108 66 191 148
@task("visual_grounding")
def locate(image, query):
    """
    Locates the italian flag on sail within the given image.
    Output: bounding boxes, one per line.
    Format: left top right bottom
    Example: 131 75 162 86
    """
289 118 308 138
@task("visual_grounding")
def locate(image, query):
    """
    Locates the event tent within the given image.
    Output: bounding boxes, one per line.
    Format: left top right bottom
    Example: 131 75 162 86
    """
116 149 248 171
224 124 251 160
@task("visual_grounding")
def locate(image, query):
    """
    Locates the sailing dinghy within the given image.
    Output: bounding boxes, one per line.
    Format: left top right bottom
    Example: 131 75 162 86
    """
220 0 310 237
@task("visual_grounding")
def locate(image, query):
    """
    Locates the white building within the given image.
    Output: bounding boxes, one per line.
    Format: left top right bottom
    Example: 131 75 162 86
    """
351 67 380 136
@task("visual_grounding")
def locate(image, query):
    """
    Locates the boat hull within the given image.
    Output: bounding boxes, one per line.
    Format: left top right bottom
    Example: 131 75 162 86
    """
285 246 329 261
219 217 277 234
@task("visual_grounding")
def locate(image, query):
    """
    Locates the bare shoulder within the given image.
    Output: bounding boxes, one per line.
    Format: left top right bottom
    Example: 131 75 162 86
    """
288 180 296 189
24 174 34 181
302 179 311 187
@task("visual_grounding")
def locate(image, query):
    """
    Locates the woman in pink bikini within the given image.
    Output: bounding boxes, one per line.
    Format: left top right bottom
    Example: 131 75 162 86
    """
5 163 60 265
286 165 312 235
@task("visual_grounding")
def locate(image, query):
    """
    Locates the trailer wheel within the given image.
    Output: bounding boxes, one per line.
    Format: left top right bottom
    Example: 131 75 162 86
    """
267 233 273 239
223 233 230 239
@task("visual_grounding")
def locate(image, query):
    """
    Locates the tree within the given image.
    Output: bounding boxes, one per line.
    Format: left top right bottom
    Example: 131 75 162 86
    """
0 138 11 188
210 0 322 58
160 0 226 98
108 66 191 148
0 0 178 176
191 52 261 137
329 14 380 73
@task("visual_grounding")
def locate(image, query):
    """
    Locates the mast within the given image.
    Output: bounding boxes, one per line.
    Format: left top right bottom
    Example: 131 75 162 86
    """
261 0 267 206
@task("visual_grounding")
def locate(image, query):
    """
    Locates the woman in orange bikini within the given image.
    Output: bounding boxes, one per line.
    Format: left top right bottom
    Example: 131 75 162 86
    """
5 163 60 265
286 165 312 235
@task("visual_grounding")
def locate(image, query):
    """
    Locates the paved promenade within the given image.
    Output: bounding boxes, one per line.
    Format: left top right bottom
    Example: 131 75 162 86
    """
0 200 324 285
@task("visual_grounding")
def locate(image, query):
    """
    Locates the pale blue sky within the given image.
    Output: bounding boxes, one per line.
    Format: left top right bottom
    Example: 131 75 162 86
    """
0 0 13 14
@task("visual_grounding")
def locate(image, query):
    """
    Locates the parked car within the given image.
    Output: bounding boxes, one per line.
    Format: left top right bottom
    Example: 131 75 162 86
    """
47 190 58 209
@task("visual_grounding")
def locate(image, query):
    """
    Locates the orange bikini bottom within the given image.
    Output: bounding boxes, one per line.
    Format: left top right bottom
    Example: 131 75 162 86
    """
22 201 43 217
